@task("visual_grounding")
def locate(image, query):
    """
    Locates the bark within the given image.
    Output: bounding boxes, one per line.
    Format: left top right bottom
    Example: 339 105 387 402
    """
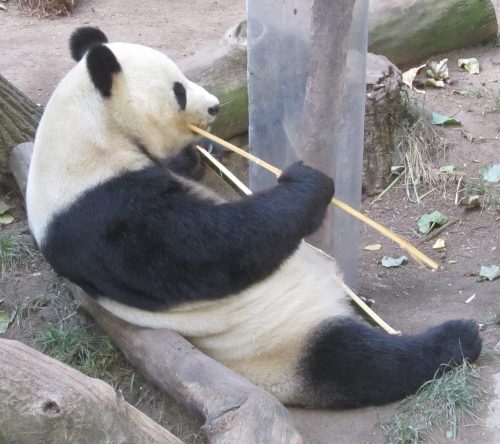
0 74 42 183
0 338 183 444
369 0 498 66
9 143 305 444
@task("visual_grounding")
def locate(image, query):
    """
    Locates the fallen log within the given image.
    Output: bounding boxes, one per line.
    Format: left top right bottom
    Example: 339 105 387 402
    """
9 143 304 444
369 0 498 66
0 338 183 444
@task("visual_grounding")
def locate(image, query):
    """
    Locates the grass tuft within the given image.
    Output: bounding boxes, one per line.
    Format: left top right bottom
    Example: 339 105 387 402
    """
462 177 500 213
17 0 76 16
394 97 450 202
485 313 500 326
34 324 121 380
0 233 37 272
381 361 483 443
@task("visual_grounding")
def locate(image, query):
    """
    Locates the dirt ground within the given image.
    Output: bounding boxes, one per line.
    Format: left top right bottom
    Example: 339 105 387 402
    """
1 0 499 443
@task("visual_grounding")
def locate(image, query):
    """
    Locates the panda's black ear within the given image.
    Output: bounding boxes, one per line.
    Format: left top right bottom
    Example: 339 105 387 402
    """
86 45 122 98
70 27 108 61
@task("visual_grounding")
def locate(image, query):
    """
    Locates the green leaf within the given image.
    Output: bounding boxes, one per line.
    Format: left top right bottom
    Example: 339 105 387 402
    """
432 112 461 126
448 260 458 265
439 165 456 174
418 211 449 234
0 311 12 334
0 200 10 215
477 265 500 282
480 164 500 183
381 256 408 268
0 214 14 225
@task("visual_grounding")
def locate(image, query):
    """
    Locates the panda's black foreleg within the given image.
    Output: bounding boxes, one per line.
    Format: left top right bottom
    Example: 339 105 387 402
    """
299 318 481 408
161 144 205 180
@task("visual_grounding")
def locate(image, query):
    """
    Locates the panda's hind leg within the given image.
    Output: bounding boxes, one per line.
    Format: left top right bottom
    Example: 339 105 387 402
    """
298 317 481 408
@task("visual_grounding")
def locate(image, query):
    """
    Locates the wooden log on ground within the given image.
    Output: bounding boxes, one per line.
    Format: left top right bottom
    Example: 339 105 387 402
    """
0 74 42 187
9 143 304 444
181 22 248 140
368 0 498 66
0 338 183 444
78 293 304 444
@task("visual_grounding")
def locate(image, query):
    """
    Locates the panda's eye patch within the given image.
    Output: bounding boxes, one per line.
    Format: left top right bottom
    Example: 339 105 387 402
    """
173 82 187 111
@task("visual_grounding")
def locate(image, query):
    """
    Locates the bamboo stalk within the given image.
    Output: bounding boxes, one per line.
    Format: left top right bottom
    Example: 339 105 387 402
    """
196 145 400 335
189 124 439 270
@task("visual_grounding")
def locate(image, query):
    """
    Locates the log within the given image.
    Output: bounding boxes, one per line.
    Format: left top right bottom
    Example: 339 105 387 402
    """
368 0 498 66
0 74 43 187
9 144 304 444
181 22 248 140
0 338 183 444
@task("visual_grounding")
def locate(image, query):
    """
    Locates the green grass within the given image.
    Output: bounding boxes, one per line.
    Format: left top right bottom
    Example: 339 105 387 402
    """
0 233 37 271
485 313 500 326
34 324 122 380
381 361 483 443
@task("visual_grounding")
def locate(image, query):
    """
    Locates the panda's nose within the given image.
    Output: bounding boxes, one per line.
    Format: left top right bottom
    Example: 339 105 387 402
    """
208 104 220 116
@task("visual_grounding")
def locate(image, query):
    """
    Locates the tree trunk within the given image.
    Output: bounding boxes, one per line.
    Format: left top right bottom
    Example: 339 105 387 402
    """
0 74 42 184
369 0 498 66
0 339 183 444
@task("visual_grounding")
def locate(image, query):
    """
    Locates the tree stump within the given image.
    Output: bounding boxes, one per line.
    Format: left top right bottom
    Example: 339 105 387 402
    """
363 54 403 196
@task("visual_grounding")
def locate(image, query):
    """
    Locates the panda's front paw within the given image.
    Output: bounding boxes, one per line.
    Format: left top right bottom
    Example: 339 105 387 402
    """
165 144 205 180
279 162 335 202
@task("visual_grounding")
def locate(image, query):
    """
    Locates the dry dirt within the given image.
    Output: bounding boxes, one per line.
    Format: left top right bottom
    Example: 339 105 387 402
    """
1 1 499 443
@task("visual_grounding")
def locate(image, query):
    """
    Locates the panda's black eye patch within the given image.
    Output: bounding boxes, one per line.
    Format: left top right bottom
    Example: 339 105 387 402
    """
173 82 186 111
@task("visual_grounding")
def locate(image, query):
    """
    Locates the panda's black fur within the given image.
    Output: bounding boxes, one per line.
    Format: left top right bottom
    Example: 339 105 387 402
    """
26 27 482 409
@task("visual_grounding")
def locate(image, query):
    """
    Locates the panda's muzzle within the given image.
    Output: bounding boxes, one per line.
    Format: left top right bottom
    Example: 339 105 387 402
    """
208 104 220 117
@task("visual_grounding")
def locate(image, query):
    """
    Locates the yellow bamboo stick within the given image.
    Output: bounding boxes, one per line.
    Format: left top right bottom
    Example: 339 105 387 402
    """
197 144 401 335
188 124 438 270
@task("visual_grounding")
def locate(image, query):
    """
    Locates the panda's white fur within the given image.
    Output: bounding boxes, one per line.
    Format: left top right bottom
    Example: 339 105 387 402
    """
27 28 481 409
99 243 349 402
28 41 218 244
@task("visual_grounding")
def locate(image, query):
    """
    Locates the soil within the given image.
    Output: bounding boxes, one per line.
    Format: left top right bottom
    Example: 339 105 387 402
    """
1 1 499 443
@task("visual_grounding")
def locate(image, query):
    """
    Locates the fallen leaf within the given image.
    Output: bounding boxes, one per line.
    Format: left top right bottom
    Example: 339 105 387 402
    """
477 265 500 282
432 238 446 250
458 58 480 74
432 112 461 126
0 311 13 334
425 79 445 88
402 64 426 92
381 256 408 268
453 90 474 97
459 195 481 207
439 165 456 174
480 164 500 182
426 59 449 80
0 214 14 224
364 243 382 251
0 200 10 215
418 211 449 234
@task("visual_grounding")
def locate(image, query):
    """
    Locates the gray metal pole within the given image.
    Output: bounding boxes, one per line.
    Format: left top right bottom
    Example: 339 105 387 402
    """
247 0 368 287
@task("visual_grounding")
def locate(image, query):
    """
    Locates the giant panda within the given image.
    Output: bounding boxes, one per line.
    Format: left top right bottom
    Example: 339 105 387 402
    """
26 27 481 409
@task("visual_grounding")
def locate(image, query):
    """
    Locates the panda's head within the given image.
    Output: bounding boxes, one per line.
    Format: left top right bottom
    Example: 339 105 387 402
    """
68 27 219 155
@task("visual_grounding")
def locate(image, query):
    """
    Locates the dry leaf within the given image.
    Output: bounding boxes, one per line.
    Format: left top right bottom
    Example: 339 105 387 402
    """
426 59 449 80
364 243 382 251
425 79 445 88
402 64 426 93
458 58 480 75
432 238 446 250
